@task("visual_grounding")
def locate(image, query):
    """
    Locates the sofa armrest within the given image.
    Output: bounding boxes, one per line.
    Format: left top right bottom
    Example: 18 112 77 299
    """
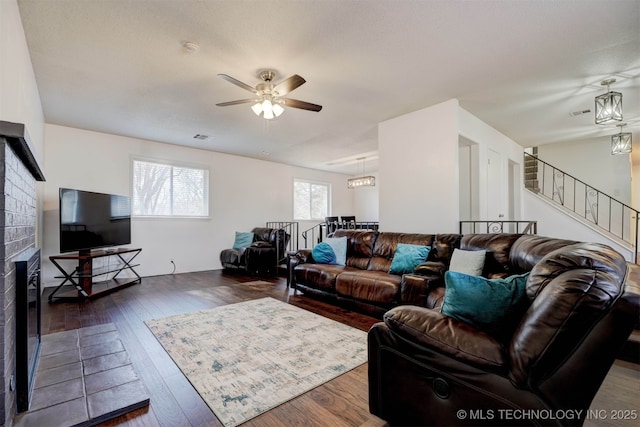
400 274 443 308
293 249 314 264
383 305 506 368
414 260 446 277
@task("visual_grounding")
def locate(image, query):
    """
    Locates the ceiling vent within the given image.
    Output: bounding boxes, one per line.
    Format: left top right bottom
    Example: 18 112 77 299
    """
569 109 591 117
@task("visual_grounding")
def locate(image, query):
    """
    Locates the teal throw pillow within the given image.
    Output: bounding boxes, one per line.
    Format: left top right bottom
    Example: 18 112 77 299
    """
323 236 347 266
442 271 530 337
389 243 431 275
232 231 254 250
311 242 337 264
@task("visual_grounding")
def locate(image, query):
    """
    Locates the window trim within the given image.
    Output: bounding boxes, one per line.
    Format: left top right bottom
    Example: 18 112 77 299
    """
293 178 331 221
131 156 210 219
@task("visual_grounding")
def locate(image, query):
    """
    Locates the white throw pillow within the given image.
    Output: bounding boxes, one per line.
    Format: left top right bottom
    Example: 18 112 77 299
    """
448 248 486 276
323 237 347 266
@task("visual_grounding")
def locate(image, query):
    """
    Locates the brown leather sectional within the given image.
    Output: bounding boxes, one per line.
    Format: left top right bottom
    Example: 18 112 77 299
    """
290 229 640 426
290 229 574 316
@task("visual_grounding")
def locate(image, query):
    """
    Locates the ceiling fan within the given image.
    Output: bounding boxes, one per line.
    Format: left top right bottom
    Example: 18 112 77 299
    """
216 70 322 119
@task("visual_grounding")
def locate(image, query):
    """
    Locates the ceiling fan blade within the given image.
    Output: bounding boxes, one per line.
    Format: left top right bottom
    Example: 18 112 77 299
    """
217 74 257 93
216 99 257 107
280 98 323 112
273 75 306 96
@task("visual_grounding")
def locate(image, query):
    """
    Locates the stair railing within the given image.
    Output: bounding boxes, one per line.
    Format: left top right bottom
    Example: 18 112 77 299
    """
266 221 299 263
300 221 381 248
301 223 324 248
524 152 639 262
459 220 538 234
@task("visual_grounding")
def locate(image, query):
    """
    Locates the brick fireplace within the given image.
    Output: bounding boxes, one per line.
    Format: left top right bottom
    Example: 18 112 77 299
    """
0 122 45 427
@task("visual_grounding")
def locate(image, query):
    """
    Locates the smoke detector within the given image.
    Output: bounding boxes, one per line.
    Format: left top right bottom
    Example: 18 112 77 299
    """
182 41 200 53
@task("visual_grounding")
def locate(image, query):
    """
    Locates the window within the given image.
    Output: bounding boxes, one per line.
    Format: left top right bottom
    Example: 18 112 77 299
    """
132 158 209 217
293 179 330 220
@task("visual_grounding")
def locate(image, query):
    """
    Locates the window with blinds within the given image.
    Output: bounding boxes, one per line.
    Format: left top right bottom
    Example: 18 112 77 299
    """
293 179 330 220
132 159 209 217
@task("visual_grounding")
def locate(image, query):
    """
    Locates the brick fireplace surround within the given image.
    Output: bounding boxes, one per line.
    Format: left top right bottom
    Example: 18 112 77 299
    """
0 121 45 427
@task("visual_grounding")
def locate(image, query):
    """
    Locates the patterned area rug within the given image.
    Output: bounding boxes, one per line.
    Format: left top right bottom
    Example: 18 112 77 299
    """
145 297 368 427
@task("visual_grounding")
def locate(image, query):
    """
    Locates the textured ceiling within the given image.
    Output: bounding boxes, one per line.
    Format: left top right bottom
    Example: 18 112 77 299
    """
17 0 640 174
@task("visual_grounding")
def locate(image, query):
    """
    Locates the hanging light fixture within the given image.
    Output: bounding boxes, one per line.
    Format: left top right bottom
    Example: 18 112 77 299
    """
611 123 632 155
347 157 376 189
595 78 623 125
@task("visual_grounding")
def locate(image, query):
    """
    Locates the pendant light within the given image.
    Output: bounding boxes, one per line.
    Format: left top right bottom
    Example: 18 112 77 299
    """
347 157 375 189
611 123 632 155
595 78 623 125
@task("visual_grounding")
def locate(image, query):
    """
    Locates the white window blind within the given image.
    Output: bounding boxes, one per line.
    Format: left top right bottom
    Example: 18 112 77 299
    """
132 159 209 217
293 179 330 220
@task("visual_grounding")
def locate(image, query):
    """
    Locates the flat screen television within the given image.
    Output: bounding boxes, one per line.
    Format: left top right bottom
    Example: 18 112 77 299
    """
59 188 131 255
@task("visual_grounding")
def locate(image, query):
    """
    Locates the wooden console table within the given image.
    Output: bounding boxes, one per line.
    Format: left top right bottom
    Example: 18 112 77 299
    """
49 248 141 302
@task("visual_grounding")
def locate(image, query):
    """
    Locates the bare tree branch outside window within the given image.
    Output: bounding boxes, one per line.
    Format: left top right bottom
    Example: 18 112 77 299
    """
133 160 209 217
293 179 330 220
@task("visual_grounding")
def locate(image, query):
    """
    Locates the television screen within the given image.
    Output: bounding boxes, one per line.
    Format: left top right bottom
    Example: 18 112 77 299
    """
59 188 131 254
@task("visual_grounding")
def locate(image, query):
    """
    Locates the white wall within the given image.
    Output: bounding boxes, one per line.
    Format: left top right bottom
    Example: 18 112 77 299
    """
42 124 353 285
0 0 44 150
537 138 632 206
458 107 524 221
1 0 45 246
378 99 524 233
378 99 460 233
633 163 640 210
524 190 633 261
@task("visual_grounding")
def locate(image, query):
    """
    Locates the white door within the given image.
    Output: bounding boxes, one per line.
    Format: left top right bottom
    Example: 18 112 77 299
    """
459 144 472 222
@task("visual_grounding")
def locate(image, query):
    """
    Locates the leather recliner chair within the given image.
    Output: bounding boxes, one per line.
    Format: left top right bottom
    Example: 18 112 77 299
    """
220 227 289 276
368 242 640 426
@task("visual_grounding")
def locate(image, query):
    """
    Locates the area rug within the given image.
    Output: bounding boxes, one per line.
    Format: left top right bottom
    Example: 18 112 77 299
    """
145 297 367 427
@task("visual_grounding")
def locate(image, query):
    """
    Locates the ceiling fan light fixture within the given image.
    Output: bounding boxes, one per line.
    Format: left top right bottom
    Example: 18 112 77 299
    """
216 70 322 119
273 103 284 117
251 102 263 116
595 79 623 124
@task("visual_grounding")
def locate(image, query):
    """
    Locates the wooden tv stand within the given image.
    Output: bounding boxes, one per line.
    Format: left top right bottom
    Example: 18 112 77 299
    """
49 248 141 302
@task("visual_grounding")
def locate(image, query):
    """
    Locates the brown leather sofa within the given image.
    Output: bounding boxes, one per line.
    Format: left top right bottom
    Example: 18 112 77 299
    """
290 230 554 316
291 230 639 425
367 236 640 426
290 230 458 316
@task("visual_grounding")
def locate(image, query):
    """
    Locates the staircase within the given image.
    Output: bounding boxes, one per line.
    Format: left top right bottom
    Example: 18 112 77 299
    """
524 147 540 193
523 152 639 263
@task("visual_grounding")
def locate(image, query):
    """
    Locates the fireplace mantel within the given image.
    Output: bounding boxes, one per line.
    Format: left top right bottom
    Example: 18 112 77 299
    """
0 121 45 182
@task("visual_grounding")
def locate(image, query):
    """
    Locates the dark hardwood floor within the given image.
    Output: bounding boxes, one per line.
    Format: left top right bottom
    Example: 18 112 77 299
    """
39 270 638 427
41 271 385 427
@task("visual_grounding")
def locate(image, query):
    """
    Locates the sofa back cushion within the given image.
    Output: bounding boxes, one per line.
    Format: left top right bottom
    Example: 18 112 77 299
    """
251 227 275 243
508 243 628 388
461 233 522 278
369 233 434 273
330 230 378 270
429 234 462 264
509 234 578 273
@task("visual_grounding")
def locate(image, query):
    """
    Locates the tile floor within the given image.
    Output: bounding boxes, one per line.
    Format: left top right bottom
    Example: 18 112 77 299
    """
14 323 150 427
